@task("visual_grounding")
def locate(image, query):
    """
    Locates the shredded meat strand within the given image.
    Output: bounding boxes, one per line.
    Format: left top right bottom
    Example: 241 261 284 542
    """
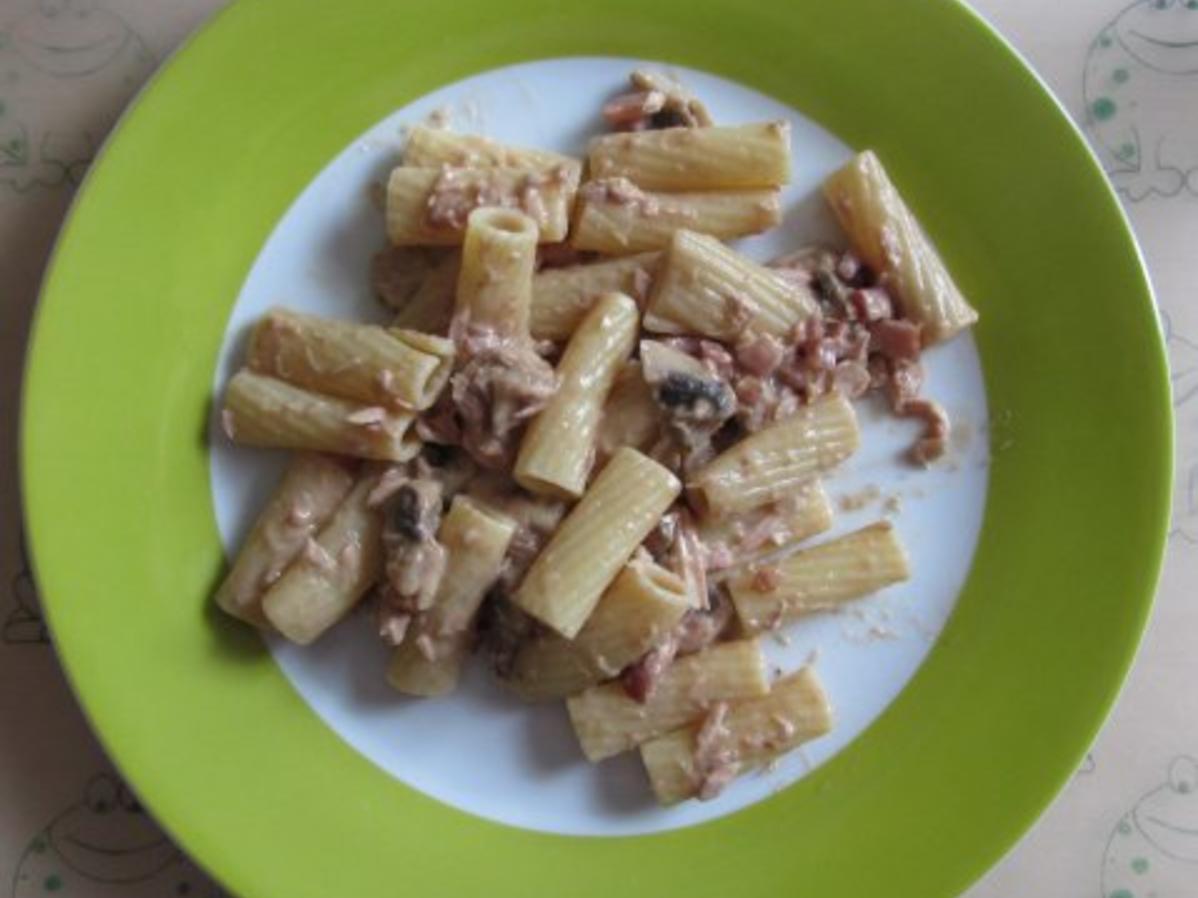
444 326 557 470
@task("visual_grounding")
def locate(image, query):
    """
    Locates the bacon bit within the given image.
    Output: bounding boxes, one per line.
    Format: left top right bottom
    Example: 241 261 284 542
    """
602 89 667 128
870 318 922 361
751 566 781 593
620 639 678 703
735 334 784 377
220 408 237 440
347 406 388 426
849 287 893 322
903 398 951 465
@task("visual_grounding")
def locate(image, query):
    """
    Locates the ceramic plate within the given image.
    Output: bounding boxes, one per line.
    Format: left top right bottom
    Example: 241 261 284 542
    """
22 1 1171 895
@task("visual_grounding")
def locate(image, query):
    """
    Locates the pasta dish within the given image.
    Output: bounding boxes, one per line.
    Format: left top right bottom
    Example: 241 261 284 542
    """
213 69 979 806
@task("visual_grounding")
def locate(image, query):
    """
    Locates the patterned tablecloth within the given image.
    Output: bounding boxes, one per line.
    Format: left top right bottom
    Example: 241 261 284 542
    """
1 2 1195 896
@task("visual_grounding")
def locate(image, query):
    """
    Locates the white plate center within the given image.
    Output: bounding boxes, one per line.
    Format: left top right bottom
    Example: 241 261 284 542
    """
208 56 990 836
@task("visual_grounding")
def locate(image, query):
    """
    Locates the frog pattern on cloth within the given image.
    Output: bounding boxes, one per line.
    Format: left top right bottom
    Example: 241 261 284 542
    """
1102 756 1198 898
1166 311 1198 544
10 774 222 897
1083 0 1198 200
0 0 156 192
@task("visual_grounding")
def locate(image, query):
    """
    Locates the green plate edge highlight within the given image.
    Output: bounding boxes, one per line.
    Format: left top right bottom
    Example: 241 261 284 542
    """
20 0 1171 896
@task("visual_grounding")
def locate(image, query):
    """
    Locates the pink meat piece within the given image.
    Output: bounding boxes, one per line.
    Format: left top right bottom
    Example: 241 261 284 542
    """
901 398 951 465
620 638 678 703
870 318 923 362
601 90 667 129
849 287 893 322
735 334 784 377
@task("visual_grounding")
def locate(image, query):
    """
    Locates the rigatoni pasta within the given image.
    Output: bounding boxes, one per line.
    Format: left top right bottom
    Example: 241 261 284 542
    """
588 122 791 190
507 557 693 699
390 251 461 334
700 481 834 572
513 447 681 638
640 667 832 805
690 393 859 516
261 474 385 645
595 361 661 458
214 453 356 626
729 521 910 633
386 166 576 245
454 208 539 337
823 150 978 344
222 370 419 462
530 252 660 341
248 307 454 411
404 125 583 181
566 639 769 762
515 292 639 498
645 229 819 339
387 496 516 696
570 179 781 253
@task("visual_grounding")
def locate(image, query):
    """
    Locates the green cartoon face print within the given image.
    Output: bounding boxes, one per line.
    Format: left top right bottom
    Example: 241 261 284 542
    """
11 774 221 897
1084 0 1198 199
1103 757 1198 898
0 0 156 191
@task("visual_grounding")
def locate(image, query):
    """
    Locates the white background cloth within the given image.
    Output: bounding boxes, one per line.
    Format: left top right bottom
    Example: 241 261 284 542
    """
1 1 1194 895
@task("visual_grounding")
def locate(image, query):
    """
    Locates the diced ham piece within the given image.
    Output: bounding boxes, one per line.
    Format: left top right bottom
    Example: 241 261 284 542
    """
601 90 667 129
870 318 922 362
735 334 784 377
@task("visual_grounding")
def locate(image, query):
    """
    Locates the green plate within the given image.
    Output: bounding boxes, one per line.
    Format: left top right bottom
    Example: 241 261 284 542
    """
21 0 1171 895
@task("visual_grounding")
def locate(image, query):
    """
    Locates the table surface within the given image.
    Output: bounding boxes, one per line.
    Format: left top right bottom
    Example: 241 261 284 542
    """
2 1 1195 896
